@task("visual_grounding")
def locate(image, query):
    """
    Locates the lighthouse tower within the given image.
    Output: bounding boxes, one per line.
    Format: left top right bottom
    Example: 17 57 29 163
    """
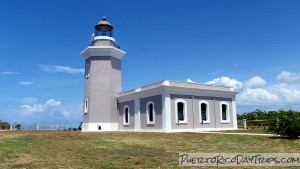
81 17 126 131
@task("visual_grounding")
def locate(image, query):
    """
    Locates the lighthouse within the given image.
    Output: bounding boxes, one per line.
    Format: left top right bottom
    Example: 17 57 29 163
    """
80 17 238 132
81 17 126 131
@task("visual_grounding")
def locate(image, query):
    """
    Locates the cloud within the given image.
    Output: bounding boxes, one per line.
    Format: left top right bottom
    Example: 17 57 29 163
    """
269 84 300 104
18 97 38 104
20 99 71 119
39 64 84 74
205 76 243 90
237 82 300 108
0 100 82 127
186 79 196 83
237 88 280 106
1 72 20 75
205 75 300 110
244 76 267 88
276 71 300 83
19 81 34 85
212 70 224 75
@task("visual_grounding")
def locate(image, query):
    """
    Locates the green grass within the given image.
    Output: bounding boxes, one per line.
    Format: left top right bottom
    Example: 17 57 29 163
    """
0 130 299 168
215 128 271 134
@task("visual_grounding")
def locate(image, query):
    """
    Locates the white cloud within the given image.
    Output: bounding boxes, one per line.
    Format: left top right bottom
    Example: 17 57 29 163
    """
269 84 300 104
237 88 280 106
276 71 300 83
212 70 224 75
237 82 300 108
20 99 61 115
39 64 84 74
186 79 196 83
244 76 267 88
19 81 34 85
205 76 243 90
20 99 70 119
18 97 38 104
1 72 20 75
205 75 300 110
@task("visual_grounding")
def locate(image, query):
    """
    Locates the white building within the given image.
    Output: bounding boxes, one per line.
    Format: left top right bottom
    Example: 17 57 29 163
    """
81 17 238 132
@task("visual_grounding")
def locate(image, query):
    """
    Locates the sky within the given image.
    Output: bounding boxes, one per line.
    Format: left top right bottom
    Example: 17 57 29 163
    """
0 0 300 127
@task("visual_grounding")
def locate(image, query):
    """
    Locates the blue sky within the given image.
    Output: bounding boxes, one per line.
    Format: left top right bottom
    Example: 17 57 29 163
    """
1 0 300 127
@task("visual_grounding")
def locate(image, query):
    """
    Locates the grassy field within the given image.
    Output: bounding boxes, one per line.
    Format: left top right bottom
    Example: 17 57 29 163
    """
215 128 271 134
0 130 299 168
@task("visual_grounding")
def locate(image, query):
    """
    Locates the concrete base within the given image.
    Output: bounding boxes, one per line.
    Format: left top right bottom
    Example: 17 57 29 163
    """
110 127 238 132
81 123 118 132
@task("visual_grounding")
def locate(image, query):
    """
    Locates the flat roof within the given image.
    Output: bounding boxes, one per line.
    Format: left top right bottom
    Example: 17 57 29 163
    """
118 80 238 97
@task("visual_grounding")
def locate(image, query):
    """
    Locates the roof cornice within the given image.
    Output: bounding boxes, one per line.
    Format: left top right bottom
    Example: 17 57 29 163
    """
81 46 126 60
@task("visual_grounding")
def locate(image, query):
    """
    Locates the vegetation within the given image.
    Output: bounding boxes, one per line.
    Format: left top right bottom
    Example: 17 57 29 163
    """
237 109 279 120
268 110 300 139
13 122 22 130
214 128 270 134
0 120 10 130
238 110 300 139
0 130 299 168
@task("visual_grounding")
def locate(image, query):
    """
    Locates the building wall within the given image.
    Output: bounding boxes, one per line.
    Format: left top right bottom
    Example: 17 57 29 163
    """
118 100 135 130
94 39 115 47
140 95 163 130
83 56 121 125
117 92 236 131
170 94 194 129
214 97 234 128
170 94 234 130
193 96 217 129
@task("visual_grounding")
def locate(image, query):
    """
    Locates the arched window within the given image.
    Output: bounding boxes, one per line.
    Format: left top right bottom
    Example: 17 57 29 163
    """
222 104 227 120
220 101 230 123
123 106 130 125
199 100 210 123
178 102 184 121
175 99 187 123
146 101 155 124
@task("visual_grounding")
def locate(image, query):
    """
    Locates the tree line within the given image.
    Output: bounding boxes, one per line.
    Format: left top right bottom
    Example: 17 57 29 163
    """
237 109 300 139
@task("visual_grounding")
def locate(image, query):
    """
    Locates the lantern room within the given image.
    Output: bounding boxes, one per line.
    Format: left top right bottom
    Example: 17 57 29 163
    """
95 17 113 37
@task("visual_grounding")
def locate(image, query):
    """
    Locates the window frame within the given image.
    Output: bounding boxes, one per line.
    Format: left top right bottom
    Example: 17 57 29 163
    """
84 98 89 114
123 105 130 126
220 101 230 123
146 101 155 124
85 62 90 79
199 100 210 124
175 99 188 124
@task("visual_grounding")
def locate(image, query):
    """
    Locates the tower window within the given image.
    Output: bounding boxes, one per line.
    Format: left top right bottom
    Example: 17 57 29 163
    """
123 106 130 125
85 62 90 78
199 101 210 123
84 98 88 114
146 101 155 124
175 99 187 123
220 102 230 123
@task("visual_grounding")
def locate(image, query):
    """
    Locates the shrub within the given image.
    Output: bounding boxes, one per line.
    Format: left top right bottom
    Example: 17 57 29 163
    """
268 110 300 139
14 122 22 130
0 120 11 130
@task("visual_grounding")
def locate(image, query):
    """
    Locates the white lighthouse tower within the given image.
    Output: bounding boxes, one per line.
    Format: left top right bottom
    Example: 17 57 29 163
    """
81 17 126 131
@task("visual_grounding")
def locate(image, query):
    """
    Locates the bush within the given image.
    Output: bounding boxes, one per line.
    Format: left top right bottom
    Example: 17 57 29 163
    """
268 110 300 139
0 120 11 130
14 122 22 130
237 109 279 120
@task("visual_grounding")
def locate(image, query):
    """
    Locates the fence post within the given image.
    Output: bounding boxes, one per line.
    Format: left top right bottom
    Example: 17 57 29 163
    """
10 124 13 130
243 119 247 129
